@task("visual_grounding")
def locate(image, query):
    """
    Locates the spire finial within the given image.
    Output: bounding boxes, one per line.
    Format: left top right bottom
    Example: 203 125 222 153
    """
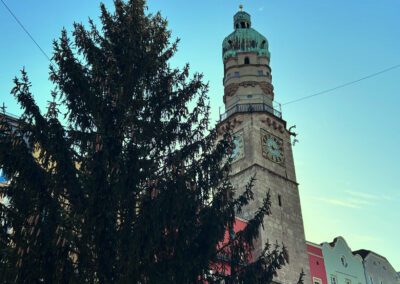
239 4 243 11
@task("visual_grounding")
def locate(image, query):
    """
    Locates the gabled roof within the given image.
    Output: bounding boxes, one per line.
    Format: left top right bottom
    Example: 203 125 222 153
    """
328 237 341 248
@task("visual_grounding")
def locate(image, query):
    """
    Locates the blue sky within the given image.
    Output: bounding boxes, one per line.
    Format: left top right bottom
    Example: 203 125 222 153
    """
1 0 399 270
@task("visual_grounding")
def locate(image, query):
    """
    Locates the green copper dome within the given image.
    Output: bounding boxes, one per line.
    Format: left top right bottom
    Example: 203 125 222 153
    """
222 10 270 60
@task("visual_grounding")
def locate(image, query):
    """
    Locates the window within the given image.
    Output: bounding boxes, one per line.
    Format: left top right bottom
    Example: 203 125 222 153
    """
331 275 337 284
227 73 231 77
244 57 250 64
247 95 252 98
241 22 246 28
341 255 348 267
234 71 240 77
278 195 282 207
370 276 374 284
345 279 351 284
313 277 322 284
258 70 263 76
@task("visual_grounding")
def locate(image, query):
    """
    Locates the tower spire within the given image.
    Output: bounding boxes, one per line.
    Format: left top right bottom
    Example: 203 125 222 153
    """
217 9 311 284
222 9 274 111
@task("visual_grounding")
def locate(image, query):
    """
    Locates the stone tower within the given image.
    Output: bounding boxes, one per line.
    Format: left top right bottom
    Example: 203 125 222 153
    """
218 8 311 284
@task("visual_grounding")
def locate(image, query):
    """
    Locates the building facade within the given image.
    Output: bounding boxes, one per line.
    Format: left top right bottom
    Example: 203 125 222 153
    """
307 242 328 284
354 249 400 284
0 112 19 186
0 112 19 204
0 168 5 183
322 237 366 284
218 8 310 284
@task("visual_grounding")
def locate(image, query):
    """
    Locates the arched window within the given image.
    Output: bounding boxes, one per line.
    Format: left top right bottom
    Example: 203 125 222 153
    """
241 22 246 28
244 57 250 64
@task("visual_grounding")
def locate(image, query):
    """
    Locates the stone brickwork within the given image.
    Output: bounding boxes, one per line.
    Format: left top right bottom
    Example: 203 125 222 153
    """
220 112 310 284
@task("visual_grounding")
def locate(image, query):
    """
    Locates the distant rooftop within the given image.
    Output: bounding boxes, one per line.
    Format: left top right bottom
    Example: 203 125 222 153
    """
0 111 19 121
354 249 371 259
353 249 387 261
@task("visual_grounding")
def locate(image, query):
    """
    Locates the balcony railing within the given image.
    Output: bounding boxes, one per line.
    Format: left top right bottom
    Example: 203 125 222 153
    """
220 102 282 121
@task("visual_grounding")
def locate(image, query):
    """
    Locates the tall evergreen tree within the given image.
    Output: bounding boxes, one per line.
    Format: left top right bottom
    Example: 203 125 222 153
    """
0 1 298 283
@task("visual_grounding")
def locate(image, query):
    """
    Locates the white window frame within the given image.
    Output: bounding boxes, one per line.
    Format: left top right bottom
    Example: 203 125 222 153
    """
313 277 322 284
330 275 338 284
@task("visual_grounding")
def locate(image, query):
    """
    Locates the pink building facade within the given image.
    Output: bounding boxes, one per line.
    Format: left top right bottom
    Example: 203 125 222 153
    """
307 242 328 284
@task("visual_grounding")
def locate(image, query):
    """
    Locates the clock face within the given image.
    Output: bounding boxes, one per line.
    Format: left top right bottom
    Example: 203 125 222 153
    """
261 130 284 165
231 131 244 162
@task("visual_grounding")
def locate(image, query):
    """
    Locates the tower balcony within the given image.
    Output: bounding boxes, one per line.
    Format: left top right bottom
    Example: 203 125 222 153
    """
219 102 282 121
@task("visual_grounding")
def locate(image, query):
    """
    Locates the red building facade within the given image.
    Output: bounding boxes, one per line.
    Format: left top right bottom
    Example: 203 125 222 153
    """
307 241 328 284
209 218 249 280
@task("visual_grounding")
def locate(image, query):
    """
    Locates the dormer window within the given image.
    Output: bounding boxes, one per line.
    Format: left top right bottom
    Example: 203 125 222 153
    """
244 57 250 64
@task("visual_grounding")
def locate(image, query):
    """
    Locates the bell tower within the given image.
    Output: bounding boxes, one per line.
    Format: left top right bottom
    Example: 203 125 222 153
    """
219 7 310 284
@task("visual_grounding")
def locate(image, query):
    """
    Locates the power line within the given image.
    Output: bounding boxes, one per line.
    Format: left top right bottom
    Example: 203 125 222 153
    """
282 64 400 106
0 0 55 67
